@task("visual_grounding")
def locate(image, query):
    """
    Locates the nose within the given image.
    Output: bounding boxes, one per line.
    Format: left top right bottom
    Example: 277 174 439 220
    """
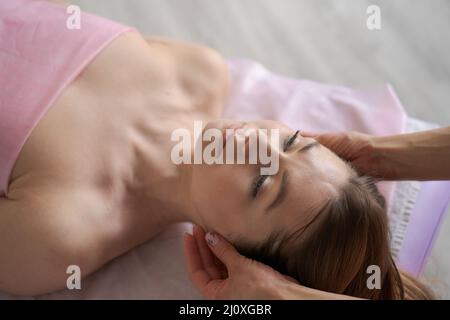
252 128 290 163
233 125 258 162
231 126 300 166
263 131 306 166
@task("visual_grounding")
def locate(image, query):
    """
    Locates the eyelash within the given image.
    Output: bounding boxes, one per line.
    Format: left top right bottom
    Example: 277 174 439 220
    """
252 130 300 198
284 130 300 152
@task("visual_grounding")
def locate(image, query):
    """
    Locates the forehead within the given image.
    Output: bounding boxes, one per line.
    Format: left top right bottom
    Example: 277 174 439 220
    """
270 146 351 234
291 141 351 185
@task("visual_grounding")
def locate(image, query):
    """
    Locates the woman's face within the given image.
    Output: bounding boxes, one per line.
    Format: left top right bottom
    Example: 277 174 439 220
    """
190 120 351 243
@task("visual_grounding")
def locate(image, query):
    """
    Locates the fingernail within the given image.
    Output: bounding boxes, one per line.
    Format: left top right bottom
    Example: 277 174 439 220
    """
205 232 219 247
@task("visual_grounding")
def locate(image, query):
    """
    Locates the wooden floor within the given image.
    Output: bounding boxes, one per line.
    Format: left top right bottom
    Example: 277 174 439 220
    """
73 0 450 298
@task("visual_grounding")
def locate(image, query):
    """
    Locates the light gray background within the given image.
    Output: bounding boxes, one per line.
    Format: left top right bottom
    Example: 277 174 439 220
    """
71 0 450 298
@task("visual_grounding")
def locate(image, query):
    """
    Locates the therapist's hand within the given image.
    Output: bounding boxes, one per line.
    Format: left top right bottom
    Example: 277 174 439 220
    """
183 225 354 300
302 131 386 178
303 127 450 180
183 226 299 299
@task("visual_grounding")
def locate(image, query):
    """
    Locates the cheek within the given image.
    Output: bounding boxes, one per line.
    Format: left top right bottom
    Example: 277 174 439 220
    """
191 166 230 207
191 164 251 205
190 165 252 234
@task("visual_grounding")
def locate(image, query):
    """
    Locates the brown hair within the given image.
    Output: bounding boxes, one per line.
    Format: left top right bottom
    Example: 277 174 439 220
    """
237 174 434 299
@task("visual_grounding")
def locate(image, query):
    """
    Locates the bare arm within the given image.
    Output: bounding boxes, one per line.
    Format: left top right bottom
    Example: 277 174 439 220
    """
0 196 69 296
0 188 107 296
371 126 450 180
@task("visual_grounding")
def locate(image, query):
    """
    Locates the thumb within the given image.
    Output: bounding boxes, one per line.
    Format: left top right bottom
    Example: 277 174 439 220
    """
301 131 329 145
300 131 320 138
205 232 243 269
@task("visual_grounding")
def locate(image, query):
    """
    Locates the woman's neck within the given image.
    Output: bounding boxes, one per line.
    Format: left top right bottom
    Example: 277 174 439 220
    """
123 118 205 231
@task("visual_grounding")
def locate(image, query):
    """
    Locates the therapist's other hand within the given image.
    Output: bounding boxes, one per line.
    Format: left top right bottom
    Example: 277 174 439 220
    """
302 131 385 178
183 225 298 300
305 127 450 181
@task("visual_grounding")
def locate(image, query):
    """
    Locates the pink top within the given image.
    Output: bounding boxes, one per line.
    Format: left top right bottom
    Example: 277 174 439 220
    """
0 0 132 197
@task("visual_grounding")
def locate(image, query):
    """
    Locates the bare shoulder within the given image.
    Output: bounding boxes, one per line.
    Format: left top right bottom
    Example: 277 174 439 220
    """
144 36 230 117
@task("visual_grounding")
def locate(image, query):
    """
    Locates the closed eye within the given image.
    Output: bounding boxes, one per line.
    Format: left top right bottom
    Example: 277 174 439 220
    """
252 174 269 198
252 130 300 198
284 130 300 152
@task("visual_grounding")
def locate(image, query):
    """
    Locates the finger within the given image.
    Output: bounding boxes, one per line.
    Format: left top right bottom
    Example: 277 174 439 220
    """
216 258 229 279
283 274 299 284
205 231 243 270
300 131 333 146
193 226 223 279
300 131 320 138
183 233 213 291
183 233 228 299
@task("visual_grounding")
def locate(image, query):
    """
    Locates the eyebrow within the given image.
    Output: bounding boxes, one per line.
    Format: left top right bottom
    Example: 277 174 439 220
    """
298 141 320 153
266 141 319 212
